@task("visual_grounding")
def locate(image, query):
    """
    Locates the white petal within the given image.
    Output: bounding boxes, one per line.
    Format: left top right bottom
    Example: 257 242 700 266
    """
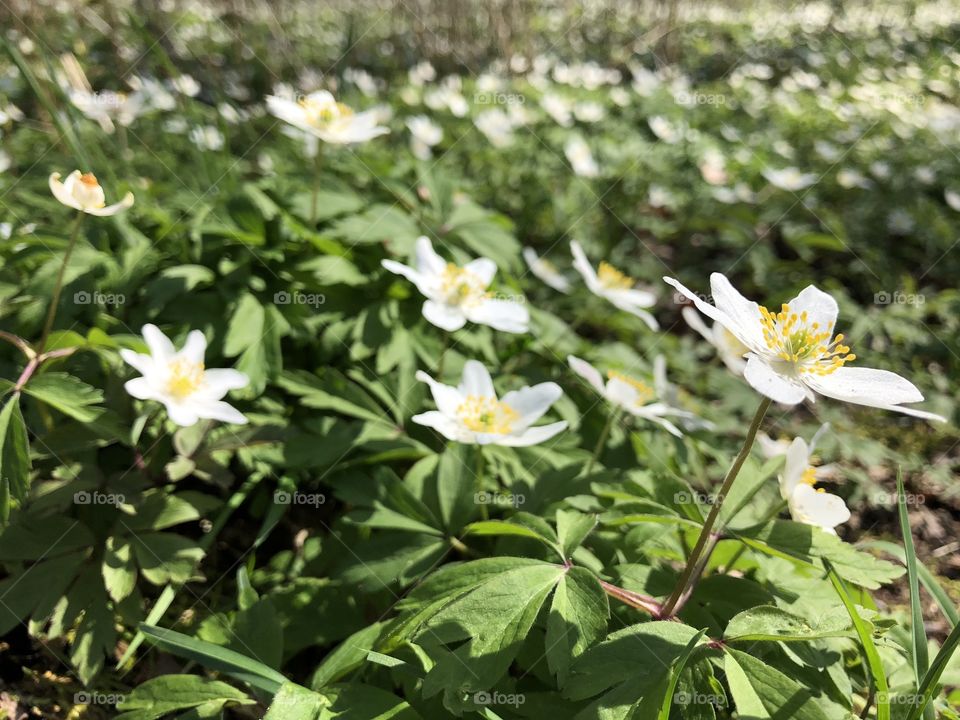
570 241 600 292
49 171 81 211
382 259 429 296
142 324 175 363
200 369 249 398
164 401 200 427
494 421 568 447
665 275 753 348
422 300 468 331
708 273 766 349
458 360 496 399
411 410 471 442
785 285 838 332
779 437 810 498
414 370 463 416
804 366 925 409
194 400 248 425
500 382 562 428
465 299 530 333
652 355 669 398
607 296 659 330
120 349 154 376
611 288 657 309
124 377 157 400
606 377 649 412
743 355 808 405
681 306 714 343
85 192 134 216
463 257 497 287
414 235 447 275
567 355 606 395
179 330 207 364
790 484 850 530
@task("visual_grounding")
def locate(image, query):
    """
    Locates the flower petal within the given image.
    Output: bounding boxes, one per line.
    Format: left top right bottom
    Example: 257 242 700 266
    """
414 235 447 276
570 241 599 292
422 300 468 331
785 285 839 332
142 324 176 363
411 410 471 442
179 330 207 364
382 259 429 296
194 400 248 425
463 257 497 287
49 171 81 211
567 355 606 395
201 369 250 398
120 349 154 376
803 366 932 412
458 361 496 399
414 370 463 416
779 437 810 498
789 484 850 531
607 296 659 330
500 382 562 428
164 401 200 427
465 299 529 333
124 377 156 400
84 192 134 217
494 421 568 447
708 273 766 349
743 355 808 405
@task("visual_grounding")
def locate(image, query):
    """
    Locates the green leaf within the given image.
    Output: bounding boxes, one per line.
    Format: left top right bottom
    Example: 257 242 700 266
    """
465 512 562 558
231 595 284 669
102 536 138 603
264 682 327 720
907 621 960 720
898 473 932 720
556 510 598 559
21 372 104 422
724 605 857 643
723 648 830 719
116 675 253 720
436 443 476 532
69 567 117 685
320 683 425 719
546 567 609 685
0 393 30 525
132 532 205 585
309 622 385 689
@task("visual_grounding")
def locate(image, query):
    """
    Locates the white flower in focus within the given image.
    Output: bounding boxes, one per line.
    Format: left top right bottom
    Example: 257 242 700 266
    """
406 115 443 160
664 273 945 420
762 167 818 191
413 360 566 446
523 247 571 293
382 236 529 333
475 109 515 147
564 135 599 178
568 355 707 437
266 90 389 145
49 171 134 216
681 306 748 375
779 434 849 534
571 241 658 330
121 324 249 427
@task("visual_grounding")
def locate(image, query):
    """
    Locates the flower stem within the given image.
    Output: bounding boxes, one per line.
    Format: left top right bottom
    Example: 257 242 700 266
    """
585 408 619 476
40 211 84 352
599 579 662 616
660 396 771 618
476 445 488 521
310 147 323 224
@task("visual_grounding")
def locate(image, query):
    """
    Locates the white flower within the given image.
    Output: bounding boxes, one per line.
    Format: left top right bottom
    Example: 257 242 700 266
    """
573 101 605 123
664 273 945 421
69 89 146 130
406 115 442 160
758 422 830 460
836 168 870 189
570 241 658 330
474 109 515 147
522 247 571 293
120 324 249 427
779 434 849 534
564 136 599 178
762 167 818 191
266 90 389 145
648 116 681 144
171 74 201 97
946 189 960 212
0 150 10 174
189 125 224 152
681 306 748 375
413 361 566 446
382 236 529 333
567 355 707 437
541 93 573 127
49 171 134 216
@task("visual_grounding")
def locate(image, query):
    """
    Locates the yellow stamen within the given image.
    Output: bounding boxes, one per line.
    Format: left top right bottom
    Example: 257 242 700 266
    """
299 98 353 127
800 466 818 486
758 303 855 375
597 262 634 290
456 395 518 434
80 173 99 186
607 370 655 406
165 358 205 400
439 263 488 306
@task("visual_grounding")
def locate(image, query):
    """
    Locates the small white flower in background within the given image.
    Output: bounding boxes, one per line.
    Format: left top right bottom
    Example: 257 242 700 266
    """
474 109 515 148
699 149 728 185
681 306 748 375
914 166 936 185
564 135 599 178
648 184 676 210
836 168 870 189
648 116 681 144
573 101 605 123
887 209 915 235
523 247 571 293
571 241 658 330
424 77 468 116
69 89 146 131
382 236 529 333
343 67 380 97
49 171 134 216
406 115 443 160
779 431 849 534
0 150 10 174
189 125 225 152
610 87 631 107
946 189 960 212
762 167 818 191
409 61 437 87
413 360 566 446
758 422 830 460
171 74 201 97
266 90 389 145
568 355 709 437
121 324 249 427
540 93 573 127
665 273 945 421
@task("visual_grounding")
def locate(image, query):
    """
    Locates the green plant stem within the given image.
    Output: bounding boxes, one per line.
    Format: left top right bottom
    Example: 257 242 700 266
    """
585 408 619 476
660 396 771 618
310 147 323 224
40 211 84 352
476 445 488 521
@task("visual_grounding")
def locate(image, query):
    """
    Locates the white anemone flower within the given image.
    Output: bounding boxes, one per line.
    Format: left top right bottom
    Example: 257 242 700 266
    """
266 90 389 145
413 361 566 446
564 136 600 178
570 241 658 330
49 171 134 216
474 109 515 147
382 236 529 333
522 247 571 293
406 115 443 160
568 355 708 437
758 422 830 460
681 306 748 375
120 324 249 427
779 434 849 534
665 273 945 421
762 167 817 191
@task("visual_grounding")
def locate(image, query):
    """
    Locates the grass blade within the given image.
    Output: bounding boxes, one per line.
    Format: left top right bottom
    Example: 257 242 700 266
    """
825 561 890 720
907 622 960 720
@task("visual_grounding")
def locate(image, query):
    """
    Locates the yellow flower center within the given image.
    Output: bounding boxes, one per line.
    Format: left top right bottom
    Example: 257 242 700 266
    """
607 370 655 406
165 358 205 400
456 395 519 434
597 262 634 290
299 98 353 128
759 303 855 376
800 465 828 494
439 263 489 307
